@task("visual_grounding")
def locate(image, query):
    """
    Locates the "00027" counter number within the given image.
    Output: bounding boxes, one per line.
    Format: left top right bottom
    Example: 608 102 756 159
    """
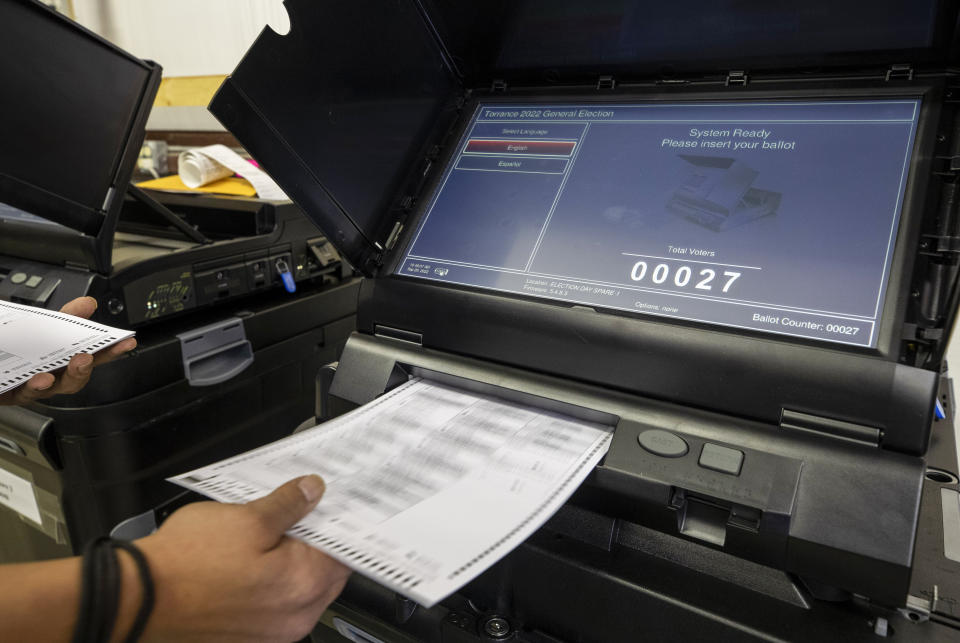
629 261 741 293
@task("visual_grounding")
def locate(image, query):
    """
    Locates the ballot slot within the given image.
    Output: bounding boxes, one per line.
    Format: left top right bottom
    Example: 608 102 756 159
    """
404 366 619 428
331 330 624 426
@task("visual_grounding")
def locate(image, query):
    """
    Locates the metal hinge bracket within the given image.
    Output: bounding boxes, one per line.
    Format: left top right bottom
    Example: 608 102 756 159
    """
885 64 914 82
384 221 404 250
374 325 423 346
597 75 616 90
780 409 881 446
726 70 749 86
898 590 936 623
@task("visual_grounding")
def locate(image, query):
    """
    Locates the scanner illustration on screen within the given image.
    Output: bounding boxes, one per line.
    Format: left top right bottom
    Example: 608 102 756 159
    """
666 155 782 231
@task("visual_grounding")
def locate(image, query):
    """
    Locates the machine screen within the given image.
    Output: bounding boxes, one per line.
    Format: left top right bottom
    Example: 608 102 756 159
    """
397 99 920 347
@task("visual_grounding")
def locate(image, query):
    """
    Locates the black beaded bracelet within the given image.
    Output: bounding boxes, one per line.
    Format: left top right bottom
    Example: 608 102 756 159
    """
71 538 155 643
71 538 102 643
72 537 120 643
112 540 155 643
97 539 121 642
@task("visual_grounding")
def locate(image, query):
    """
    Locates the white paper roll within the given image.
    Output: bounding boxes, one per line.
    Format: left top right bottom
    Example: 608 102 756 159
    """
178 148 234 187
177 144 287 200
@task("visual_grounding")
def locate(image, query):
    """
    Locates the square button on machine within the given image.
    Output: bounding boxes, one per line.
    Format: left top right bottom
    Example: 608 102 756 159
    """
698 443 744 475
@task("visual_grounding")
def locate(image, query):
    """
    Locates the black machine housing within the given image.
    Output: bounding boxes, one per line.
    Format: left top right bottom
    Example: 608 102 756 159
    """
0 0 160 272
0 0 361 565
207 0 960 639
0 0 346 327
0 194 348 327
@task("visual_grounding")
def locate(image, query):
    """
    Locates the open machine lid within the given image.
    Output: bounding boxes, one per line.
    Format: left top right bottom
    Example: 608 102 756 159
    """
422 0 959 86
209 0 460 276
0 0 161 272
209 0 959 276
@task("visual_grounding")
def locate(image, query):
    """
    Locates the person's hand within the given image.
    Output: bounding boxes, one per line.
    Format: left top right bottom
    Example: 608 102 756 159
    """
0 296 137 406
134 475 351 643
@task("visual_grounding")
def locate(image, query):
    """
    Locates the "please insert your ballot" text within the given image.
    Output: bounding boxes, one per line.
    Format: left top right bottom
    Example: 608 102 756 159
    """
661 128 797 151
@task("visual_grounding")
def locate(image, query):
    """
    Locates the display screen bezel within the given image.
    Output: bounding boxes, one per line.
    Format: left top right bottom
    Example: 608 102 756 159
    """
386 83 941 359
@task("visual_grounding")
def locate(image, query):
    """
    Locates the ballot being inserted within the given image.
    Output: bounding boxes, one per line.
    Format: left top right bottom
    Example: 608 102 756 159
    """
170 378 614 607
0 300 135 395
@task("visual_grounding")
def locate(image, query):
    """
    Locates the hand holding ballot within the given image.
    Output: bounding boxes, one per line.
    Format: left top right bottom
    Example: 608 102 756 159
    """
0 297 137 406
173 378 614 607
133 475 351 643
0 475 350 643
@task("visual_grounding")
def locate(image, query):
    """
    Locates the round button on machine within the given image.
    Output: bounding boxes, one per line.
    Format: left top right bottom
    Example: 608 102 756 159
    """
9 272 27 285
637 429 689 458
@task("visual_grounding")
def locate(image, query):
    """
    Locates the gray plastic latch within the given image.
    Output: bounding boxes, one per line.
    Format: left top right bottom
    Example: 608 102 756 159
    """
177 317 254 387
110 508 158 540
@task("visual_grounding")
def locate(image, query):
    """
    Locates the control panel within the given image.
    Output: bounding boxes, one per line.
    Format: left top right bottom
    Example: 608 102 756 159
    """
117 237 342 326
0 236 343 327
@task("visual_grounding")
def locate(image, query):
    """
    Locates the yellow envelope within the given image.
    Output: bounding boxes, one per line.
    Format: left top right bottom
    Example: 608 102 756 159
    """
136 174 257 197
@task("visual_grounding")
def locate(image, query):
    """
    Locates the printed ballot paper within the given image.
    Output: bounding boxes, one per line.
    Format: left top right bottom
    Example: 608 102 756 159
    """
171 378 614 607
0 300 135 395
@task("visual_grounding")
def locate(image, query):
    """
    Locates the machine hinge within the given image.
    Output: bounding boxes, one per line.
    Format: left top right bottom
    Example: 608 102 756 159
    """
374 325 423 346
920 233 960 255
885 64 914 82
900 323 943 343
491 79 508 93
597 74 617 90
902 322 919 341
898 591 936 623
384 221 404 250
100 186 117 213
780 409 881 447
64 260 88 270
932 156 960 176
366 241 385 273
725 70 749 86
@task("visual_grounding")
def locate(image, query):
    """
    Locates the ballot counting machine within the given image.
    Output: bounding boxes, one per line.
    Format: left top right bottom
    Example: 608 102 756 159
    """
0 1 348 329
202 0 960 640
0 1 359 562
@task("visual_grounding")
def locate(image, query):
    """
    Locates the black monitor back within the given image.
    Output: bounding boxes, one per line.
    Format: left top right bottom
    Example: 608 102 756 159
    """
0 0 161 272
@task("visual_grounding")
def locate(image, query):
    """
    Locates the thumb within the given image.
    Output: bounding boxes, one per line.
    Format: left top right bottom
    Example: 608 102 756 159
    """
59 296 98 319
245 475 326 548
